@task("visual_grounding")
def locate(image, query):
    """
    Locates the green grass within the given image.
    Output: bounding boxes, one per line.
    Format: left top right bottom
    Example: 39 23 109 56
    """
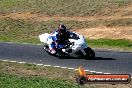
0 74 72 88
0 73 82 88
0 61 93 88
87 39 132 50
0 56 132 88
0 0 131 16
0 61 75 79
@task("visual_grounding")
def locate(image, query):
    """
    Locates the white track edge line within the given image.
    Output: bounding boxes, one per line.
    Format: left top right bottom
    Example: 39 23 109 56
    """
1 59 132 78
85 70 90 72
36 64 43 66
44 65 51 67
2 60 9 62
67 68 75 70
104 73 111 74
60 67 67 69
96 72 103 74
10 61 17 63
53 66 60 68
0 60 113 75
89 71 96 73
18 62 26 64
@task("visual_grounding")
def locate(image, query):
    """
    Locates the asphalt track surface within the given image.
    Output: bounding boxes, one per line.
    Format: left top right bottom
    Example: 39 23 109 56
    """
0 42 132 75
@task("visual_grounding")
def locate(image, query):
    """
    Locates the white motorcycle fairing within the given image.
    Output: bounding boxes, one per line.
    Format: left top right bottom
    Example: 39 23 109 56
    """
68 33 88 56
39 32 95 59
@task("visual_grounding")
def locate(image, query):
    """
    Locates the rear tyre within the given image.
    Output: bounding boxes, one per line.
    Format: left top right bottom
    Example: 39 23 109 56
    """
84 47 95 60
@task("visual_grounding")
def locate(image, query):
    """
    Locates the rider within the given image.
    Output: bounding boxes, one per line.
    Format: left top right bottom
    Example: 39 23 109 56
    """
48 24 70 54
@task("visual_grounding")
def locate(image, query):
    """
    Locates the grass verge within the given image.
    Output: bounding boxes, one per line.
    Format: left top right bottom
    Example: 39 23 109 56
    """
0 60 92 88
0 73 81 88
0 73 92 88
0 60 132 88
87 39 132 51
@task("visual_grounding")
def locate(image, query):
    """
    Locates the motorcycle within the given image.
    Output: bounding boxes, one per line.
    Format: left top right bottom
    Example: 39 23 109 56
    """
39 32 95 59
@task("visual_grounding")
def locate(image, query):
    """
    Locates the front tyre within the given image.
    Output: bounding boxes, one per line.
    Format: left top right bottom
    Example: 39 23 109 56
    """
84 47 95 59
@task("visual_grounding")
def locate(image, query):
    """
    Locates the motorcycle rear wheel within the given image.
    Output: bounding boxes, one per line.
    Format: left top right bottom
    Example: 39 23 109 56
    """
84 47 95 59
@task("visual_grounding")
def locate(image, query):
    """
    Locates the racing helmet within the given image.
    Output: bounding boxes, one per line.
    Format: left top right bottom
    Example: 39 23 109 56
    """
57 24 67 34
